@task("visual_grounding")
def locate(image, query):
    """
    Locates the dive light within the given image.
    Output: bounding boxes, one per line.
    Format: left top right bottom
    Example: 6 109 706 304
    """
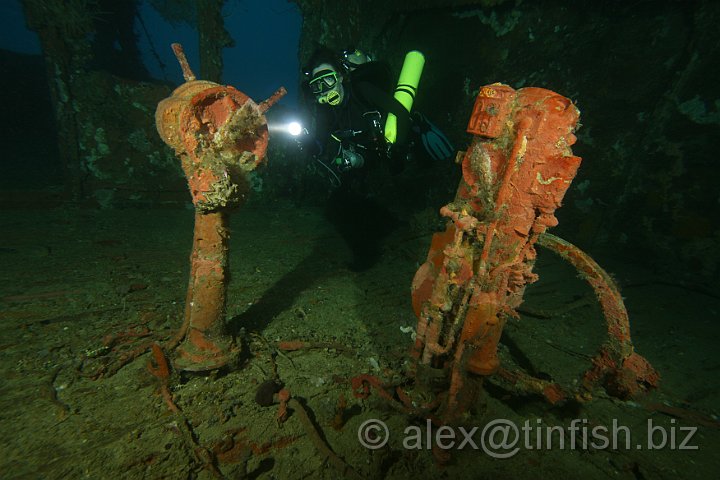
287 121 304 136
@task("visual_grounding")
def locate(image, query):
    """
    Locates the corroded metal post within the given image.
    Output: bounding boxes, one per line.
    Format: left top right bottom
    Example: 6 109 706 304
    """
155 43 285 371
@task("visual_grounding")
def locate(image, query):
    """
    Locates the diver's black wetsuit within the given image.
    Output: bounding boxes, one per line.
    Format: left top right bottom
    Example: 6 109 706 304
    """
312 61 412 171
309 61 413 271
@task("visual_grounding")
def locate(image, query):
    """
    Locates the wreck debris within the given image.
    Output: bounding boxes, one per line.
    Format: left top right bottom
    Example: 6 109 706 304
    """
155 43 286 371
147 343 179 413
408 84 658 423
536 233 660 398
146 342 224 478
40 366 71 421
274 388 363 480
286 397 363 480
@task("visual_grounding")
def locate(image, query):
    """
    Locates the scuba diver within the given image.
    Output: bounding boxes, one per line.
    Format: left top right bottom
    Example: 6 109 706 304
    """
301 46 453 176
300 46 453 271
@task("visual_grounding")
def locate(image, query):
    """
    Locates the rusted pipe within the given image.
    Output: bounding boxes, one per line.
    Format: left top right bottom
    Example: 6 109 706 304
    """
172 43 196 81
174 211 234 370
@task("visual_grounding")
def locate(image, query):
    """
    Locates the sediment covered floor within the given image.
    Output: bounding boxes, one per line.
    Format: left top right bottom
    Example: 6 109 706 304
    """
1 202 718 479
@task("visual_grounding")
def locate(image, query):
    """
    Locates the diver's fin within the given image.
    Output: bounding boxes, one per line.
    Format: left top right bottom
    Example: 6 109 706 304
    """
413 113 454 161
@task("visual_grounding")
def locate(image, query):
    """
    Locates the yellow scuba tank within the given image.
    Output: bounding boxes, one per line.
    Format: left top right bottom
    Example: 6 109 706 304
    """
384 50 425 144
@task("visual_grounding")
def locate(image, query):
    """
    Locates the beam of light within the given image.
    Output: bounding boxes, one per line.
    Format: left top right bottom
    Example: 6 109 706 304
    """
268 120 306 137
287 121 303 136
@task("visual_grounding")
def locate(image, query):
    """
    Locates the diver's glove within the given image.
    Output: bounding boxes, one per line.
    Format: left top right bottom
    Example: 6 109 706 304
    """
411 112 454 162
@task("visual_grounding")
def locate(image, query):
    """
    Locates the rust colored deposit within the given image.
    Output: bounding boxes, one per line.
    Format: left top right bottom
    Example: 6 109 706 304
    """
410 84 657 422
155 43 286 371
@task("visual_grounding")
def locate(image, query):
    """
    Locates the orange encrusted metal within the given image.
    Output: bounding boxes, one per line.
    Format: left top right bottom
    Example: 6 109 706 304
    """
466 83 515 138
409 83 655 424
155 43 285 371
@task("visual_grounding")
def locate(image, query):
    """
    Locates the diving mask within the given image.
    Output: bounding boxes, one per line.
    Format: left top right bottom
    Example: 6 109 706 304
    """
309 69 338 94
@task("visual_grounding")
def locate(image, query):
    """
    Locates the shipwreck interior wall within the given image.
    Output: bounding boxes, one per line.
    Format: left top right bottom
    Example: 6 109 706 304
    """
291 0 720 286
12 0 184 207
2 0 718 287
